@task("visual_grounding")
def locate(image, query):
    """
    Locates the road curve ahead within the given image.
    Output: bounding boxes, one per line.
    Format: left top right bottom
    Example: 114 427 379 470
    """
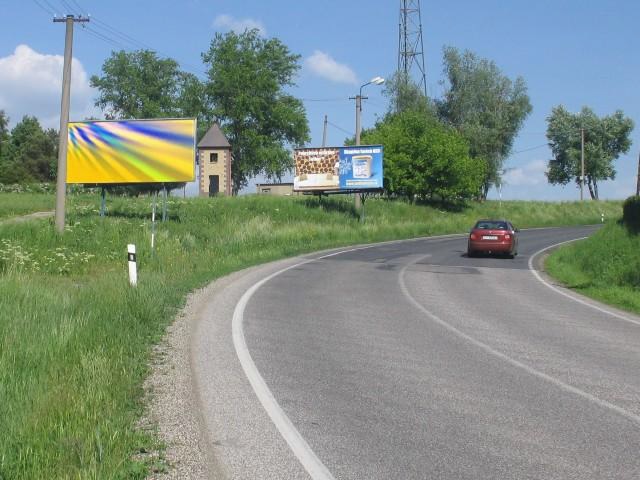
192 226 640 479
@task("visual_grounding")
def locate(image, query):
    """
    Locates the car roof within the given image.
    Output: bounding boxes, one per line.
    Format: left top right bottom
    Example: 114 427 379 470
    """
473 219 512 229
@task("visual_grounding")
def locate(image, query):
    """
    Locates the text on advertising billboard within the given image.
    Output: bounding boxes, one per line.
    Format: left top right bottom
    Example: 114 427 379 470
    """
293 145 383 192
66 118 196 184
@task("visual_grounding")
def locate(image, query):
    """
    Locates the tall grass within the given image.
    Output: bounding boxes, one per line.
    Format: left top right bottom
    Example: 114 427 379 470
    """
545 220 640 314
0 193 54 219
0 193 622 478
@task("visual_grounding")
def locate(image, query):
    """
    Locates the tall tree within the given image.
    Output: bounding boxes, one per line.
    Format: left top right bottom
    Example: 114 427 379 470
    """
383 71 433 115
90 49 204 120
202 29 310 193
437 46 532 199
546 106 634 199
0 116 57 183
361 111 486 202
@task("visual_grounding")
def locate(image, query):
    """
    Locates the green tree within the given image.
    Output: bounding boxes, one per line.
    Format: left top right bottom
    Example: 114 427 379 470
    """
202 29 310 193
0 116 57 183
91 50 205 195
0 110 9 163
383 71 433 115
361 111 486 202
546 106 634 200
90 49 204 120
437 46 532 199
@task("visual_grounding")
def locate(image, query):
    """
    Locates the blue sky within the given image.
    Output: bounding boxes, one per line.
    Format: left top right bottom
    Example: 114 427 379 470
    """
0 0 638 200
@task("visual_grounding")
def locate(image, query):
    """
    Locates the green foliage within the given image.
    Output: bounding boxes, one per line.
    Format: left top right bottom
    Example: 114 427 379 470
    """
361 110 485 202
622 196 640 233
0 110 9 160
90 49 204 121
0 116 58 184
437 46 532 198
546 106 634 200
202 29 310 193
382 71 434 115
546 221 640 314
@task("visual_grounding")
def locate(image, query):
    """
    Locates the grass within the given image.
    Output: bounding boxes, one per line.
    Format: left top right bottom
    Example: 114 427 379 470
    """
545 220 640 314
0 192 623 479
0 193 54 219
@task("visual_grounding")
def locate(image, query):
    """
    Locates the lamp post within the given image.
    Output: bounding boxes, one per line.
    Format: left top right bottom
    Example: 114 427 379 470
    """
352 76 384 216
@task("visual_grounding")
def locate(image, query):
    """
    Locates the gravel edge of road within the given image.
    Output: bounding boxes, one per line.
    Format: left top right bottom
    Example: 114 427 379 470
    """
142 281 223 480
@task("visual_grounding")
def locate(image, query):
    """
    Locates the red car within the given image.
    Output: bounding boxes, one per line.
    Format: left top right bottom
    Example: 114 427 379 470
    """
467 219 519 258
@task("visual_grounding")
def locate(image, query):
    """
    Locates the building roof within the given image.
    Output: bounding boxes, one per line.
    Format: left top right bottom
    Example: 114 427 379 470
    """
197 123 231 148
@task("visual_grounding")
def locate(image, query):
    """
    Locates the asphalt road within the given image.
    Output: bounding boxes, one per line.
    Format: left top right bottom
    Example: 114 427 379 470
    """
192 226 640 479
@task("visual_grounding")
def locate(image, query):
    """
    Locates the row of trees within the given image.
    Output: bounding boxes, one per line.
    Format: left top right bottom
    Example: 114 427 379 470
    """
1 27 633 201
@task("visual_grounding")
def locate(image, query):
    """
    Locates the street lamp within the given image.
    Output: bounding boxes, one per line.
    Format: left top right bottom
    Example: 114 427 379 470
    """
354 76 385 146
352 76 384 218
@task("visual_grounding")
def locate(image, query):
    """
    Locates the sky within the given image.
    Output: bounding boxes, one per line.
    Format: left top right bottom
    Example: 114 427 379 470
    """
0 0 638 200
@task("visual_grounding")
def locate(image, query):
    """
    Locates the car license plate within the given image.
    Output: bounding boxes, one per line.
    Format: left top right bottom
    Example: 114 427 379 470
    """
482 235 498 240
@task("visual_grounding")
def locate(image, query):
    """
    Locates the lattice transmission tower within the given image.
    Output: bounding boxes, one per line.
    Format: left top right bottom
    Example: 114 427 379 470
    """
398 0 427 99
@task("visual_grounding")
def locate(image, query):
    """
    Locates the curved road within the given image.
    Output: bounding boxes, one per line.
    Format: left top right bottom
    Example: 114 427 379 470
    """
192 226 640 479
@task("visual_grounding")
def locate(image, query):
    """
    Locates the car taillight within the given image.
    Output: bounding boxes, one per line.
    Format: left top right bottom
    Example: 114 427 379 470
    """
470 233 477 240
504 234 511 240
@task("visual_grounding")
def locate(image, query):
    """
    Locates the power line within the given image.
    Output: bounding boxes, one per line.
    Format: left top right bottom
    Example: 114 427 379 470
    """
326 120 352 136
300 98 348 103
32 0 56 15
512 143 548 155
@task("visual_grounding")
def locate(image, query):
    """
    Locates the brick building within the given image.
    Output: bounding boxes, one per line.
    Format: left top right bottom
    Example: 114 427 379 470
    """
197 124 232 196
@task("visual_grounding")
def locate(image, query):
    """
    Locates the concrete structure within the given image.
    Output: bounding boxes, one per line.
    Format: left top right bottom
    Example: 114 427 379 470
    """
198 124 232 196
255 182 299 196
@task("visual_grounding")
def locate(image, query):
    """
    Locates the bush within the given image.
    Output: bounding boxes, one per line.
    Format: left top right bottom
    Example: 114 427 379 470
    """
622 196 640 233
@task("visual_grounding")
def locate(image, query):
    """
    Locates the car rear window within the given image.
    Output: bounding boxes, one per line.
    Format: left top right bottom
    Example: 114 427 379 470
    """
475 221 508 230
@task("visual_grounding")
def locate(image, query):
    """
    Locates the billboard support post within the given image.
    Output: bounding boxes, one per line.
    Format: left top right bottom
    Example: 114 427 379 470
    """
162 184 167 222
100 187 106 217
151 191 157 254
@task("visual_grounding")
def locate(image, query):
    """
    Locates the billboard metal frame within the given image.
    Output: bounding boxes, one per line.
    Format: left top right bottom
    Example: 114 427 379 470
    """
66 117 197 185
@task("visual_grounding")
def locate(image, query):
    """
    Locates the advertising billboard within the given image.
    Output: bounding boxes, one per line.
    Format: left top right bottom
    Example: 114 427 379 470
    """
66 118 196 184
293 145 383 192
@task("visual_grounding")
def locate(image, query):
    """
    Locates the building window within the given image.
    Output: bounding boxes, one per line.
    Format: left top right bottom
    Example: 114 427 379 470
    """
209 152 218 163
261 188 271 193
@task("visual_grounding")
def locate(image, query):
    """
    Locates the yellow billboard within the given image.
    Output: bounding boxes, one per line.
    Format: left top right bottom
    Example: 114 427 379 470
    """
66 118 196 184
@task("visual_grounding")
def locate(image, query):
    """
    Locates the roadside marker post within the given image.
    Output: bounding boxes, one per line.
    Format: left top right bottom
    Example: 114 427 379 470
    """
127 244 137 286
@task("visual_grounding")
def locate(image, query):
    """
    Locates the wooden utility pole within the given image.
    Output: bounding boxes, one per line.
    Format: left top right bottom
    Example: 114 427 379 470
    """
53 14 89 234
322 115 328 147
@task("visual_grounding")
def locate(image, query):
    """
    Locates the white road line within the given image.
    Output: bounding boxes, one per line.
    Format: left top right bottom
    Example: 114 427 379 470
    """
232 245 376 480
231 237 457 478
398 255 640 426
231 228 625 477
528 239 640 327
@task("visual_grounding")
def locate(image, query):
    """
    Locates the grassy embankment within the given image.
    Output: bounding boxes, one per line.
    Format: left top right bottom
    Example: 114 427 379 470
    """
0 192 622 479
546 220 640 314
0 192 54 219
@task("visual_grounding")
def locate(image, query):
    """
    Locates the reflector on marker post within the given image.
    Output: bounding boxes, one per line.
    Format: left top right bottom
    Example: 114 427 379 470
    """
127 244 137 286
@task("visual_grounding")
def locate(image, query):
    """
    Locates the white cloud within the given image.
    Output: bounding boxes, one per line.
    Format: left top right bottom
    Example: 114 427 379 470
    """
503 159 548 187
0 44 96 129
213 14 266 36
304 50 357 85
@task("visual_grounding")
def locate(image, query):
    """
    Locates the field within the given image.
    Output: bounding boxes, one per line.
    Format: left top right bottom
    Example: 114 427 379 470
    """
0 192 622 478
546 220 640 314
